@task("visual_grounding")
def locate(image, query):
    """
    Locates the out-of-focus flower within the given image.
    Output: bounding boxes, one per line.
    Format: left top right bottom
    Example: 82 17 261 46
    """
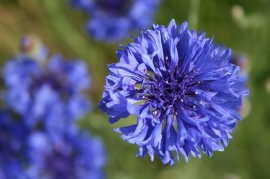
0 110 30 179
230 54 249 73
2 40 91 131
0 36 106 178
0 110 106 179
71 0 160 42
27 130 106 179
0 160 28 179
229 54 249 94
230 54 250 118
99 20 249 165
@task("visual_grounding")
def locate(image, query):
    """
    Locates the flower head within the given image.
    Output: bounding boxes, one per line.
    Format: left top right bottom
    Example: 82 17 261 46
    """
230 54 250 118
0 110 30 179
0 36 105 177
71 0 160 42
2 41 91 131
27 130 106 179
229 54 249 93
99 20 249 165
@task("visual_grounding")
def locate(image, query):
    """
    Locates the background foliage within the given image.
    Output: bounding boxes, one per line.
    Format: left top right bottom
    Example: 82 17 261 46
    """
0 0 270 178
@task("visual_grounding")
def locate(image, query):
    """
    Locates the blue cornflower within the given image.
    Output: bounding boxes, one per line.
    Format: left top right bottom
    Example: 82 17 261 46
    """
99 20 249 165
230 54 249 93
0 160 28 179
0 36 106 178
230 54 249 71
27 129 106 179
230 54 250 118
2 44 91 131
0 110 30 179
71 0 160 42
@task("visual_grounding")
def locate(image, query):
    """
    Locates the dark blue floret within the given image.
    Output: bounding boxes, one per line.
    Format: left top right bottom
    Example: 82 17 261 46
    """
99 20 249 165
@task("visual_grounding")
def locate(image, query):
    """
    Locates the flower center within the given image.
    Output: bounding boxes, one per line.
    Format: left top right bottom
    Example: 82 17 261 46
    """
30 73 60 91
95 0 133 16
141 57 200 116
29 72 70 97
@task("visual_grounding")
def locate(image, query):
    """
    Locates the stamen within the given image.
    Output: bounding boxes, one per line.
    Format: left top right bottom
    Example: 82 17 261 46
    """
187 80 201 87
165 56 169 69
152 110 160 118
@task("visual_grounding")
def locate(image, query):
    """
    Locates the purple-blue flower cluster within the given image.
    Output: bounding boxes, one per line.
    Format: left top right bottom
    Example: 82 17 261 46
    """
99 20 249 165
27 131 106 179
0 110 30 179
2 51 91 132
0 36 106 178
71 0 160 42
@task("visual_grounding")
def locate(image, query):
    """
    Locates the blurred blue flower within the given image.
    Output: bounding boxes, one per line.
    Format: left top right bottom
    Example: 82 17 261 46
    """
27 129 106 179
71 0 160 42
0 110 30 179
230 54 249 93
230 54 250 118
0 36 106 178
99 20 250 165
2 46 91 132
0 110 106 179
0 159 28 179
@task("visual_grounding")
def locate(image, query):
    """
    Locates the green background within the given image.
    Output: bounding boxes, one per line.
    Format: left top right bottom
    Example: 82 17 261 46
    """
0 0 270 178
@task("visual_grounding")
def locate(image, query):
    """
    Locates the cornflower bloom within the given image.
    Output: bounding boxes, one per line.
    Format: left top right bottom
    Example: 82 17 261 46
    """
0 110 30 179
71 0 160 42
99 20 249 165
0 36 106 178
230 54 250 118
2 37 91 132
27 129 106 179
